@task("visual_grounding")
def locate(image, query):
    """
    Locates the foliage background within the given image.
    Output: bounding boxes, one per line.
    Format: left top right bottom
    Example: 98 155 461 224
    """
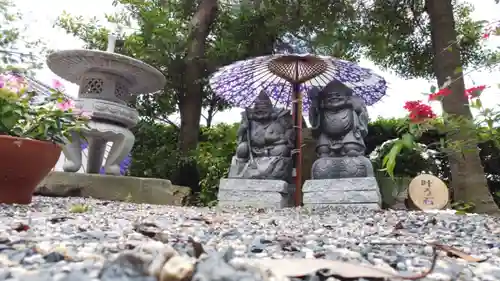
128 118 500 206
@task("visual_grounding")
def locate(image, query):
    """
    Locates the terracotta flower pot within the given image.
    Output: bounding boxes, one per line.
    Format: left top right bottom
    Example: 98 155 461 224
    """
0 135 61 204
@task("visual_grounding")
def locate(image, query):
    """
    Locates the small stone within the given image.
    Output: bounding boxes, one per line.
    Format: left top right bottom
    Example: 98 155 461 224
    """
160 256 195 281
396 262 406 270
0 268 11 280
99 253 155 281
254 252 268 258
44 252 66 263
271 253 284 259
22 254 44 264
249 238 265 253
313 228 325 235
423 245 434 255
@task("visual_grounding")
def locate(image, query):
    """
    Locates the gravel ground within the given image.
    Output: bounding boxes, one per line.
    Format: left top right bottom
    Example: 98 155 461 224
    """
0 196 499 281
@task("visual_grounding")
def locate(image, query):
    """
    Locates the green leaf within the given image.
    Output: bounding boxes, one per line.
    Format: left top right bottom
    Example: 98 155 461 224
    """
454 66 462 74
382 140 404 179
429 85 437 93
401 133 414 148
474 98 482 108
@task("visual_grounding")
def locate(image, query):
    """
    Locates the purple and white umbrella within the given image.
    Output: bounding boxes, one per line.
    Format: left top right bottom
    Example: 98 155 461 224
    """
209 54 388 206
209 53 388 112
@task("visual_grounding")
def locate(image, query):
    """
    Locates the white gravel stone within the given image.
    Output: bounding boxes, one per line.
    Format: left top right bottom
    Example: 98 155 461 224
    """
0 197 499 281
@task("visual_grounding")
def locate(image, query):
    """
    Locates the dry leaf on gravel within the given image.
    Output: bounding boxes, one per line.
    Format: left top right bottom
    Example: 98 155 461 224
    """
431 243 487 262
240 258 437 280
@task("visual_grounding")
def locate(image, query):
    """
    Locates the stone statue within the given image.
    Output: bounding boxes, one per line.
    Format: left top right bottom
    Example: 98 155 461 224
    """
228 91 295 181
307 80 373 179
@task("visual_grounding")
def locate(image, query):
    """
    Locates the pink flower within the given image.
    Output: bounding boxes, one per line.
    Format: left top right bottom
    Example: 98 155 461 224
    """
0 74 27 94
57 99 75 111
52 79 64 90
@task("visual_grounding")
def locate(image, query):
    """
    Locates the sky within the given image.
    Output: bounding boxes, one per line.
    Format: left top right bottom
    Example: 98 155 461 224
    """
15 0 500 126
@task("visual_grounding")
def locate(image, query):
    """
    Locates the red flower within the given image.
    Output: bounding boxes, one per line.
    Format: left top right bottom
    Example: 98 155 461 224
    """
428 88 452 101
464 85 487 99
404 100 436 123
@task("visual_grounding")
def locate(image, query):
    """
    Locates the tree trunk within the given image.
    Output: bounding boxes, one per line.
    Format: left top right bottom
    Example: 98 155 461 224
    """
175 0 218 193
426 0 499 214
178 0 219 153
205 100 215 128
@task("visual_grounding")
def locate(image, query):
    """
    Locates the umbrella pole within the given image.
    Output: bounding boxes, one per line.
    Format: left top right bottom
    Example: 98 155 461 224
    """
292 83 302 207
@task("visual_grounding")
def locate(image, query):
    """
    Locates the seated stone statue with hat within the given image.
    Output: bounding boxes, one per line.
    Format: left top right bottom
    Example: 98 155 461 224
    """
218 91 296 208
229 91 295 181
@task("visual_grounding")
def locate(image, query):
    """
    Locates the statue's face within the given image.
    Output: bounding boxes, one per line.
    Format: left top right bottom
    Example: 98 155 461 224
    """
252 104 272 120
326 92 349 103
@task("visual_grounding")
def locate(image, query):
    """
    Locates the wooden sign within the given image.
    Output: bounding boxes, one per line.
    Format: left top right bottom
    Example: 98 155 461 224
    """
408 174 449 210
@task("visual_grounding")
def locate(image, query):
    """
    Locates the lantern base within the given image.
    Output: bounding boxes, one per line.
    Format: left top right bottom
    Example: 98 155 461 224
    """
35 172 190 206
302 177 382 209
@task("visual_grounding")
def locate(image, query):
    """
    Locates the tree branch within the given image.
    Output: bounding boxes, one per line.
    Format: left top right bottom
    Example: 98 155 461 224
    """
158 116 180 130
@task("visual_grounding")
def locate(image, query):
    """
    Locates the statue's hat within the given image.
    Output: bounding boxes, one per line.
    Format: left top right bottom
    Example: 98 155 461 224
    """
253 91 273 108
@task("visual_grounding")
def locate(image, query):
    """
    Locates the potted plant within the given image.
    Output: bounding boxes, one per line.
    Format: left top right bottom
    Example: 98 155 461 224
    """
370 137 443 209
0 73 88 204
380 79 500 212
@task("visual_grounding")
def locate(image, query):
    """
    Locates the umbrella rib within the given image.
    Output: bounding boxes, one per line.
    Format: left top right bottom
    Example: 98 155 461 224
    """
210 67 271 95
254 74 283 106
273 81 288 108
316 70 336 87
210 62 270 91
212 64 271 104
231 70 278 107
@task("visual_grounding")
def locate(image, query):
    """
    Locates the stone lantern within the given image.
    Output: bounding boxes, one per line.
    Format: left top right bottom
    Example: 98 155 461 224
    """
47 34 166 175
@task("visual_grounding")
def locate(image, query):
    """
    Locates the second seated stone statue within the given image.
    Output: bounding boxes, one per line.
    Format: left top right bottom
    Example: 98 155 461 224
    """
228 91 295 182
307 80 374 179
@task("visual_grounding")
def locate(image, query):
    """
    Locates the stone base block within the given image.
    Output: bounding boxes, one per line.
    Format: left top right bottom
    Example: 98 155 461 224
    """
302 177 381 209
218 178 289 208
36 172 190 206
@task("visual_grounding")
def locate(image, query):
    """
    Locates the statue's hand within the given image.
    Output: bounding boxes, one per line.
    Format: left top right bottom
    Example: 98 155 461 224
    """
274 139 286 145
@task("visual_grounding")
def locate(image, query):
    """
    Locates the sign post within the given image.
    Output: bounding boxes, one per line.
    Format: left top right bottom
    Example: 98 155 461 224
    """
408 174 449 210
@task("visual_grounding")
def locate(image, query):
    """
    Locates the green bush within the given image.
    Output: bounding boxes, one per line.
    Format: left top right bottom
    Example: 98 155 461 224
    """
129 120 180 179
369 138 443 178
196 123 238 205
129 117 457 206
128 121 238 206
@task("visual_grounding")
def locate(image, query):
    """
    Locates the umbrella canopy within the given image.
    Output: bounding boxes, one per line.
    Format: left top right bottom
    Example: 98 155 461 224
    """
209 54 388 111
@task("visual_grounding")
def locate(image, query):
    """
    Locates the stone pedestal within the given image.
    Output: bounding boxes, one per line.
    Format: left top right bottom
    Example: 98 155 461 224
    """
302 177 382 209
218 178 290 208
